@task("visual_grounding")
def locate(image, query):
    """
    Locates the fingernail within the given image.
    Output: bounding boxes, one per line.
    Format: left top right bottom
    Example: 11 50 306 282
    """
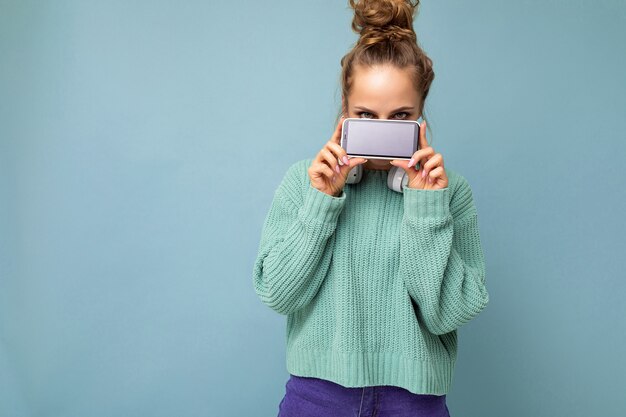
408 157 415 167
342 156 349 165
335 164 340 173
422 169 426 178
338 158 343 166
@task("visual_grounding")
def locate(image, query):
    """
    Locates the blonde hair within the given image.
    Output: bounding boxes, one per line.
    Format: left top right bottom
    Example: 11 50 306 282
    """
337 0 435 138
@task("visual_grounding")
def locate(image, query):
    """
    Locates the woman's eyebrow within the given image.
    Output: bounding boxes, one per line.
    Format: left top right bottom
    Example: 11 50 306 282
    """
354 106 415 113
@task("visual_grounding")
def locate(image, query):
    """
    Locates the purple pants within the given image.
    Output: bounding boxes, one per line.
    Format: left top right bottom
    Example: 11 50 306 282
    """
277 374 451 417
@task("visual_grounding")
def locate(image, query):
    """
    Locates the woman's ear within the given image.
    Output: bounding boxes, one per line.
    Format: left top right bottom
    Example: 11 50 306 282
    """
341 97 347 117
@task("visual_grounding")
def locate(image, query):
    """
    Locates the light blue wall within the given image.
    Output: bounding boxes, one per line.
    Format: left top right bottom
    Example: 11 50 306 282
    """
1 1 625 416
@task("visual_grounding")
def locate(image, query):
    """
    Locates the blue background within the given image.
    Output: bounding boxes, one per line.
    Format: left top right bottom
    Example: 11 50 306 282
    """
1 1 625 416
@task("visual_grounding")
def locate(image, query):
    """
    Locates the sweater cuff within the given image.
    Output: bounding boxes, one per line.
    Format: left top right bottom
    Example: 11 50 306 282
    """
299 183 346 224
403 186 451 219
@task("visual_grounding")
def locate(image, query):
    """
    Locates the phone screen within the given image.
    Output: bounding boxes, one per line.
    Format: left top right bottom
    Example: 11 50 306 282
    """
341 118 419 159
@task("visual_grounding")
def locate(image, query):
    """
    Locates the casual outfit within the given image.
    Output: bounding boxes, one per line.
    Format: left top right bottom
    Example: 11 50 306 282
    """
253 158 489 414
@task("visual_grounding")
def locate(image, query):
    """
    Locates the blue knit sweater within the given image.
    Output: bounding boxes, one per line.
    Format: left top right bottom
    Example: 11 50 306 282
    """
252 158 489 395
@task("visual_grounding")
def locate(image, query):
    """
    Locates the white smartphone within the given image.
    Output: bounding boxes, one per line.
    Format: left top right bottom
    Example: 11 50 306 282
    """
340 118 420 160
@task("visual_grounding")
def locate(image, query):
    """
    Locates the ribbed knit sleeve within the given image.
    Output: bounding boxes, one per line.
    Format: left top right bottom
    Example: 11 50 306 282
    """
399 174 489 335
253 160 347 315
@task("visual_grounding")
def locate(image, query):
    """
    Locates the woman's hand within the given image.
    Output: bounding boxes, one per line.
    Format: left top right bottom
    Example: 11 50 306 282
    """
309 116 368 197
389 121 449 190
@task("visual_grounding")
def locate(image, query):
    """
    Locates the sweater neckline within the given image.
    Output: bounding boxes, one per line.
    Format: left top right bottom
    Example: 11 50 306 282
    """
362 168 389 178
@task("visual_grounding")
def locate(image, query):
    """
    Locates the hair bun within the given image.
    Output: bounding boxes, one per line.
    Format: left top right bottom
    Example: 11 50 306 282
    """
350 0 419 44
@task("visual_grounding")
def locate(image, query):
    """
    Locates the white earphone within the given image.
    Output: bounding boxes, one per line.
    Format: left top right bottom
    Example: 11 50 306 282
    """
345 164 409 193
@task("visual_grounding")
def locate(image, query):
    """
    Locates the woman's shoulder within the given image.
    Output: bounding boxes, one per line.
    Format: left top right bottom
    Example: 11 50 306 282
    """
444 167 469 190
272 159 311 207
282 158 312 184
444 167 478 221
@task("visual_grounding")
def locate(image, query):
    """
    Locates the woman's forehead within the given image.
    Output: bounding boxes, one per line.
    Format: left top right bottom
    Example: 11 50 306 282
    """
349 65 419 107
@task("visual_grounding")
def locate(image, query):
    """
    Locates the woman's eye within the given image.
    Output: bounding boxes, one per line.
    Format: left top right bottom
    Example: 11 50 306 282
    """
357 112 409 119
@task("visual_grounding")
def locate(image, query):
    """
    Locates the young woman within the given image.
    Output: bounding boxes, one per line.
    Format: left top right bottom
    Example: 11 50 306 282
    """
252 1 489 416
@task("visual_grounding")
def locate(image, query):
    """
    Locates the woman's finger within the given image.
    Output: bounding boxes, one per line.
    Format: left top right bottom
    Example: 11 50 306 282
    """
421 152 443 179
407 146 434 168
320 147 341 174
327 141 349 166
312 160 335 179
427 165 444 182
331 116 346 145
